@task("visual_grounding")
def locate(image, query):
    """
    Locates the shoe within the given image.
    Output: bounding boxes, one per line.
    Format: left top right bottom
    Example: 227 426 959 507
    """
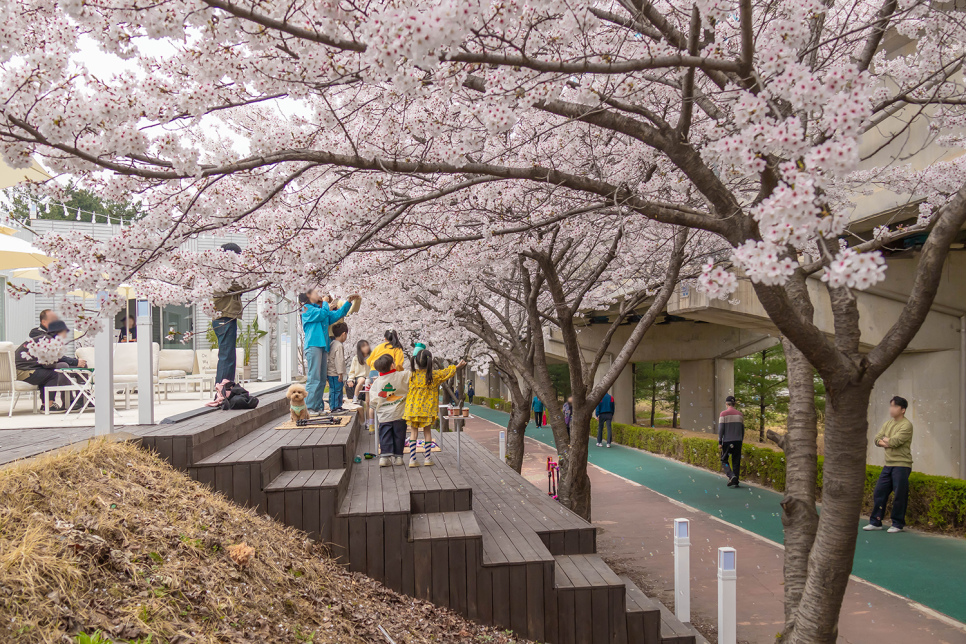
379 456 390 467
887 526 903 533
727 477 738 487
597 442 602 447
606 443 612 448
423 457 434 467
332 407 345 413
408 457 418 468
392 456 403 466
862 523 883 531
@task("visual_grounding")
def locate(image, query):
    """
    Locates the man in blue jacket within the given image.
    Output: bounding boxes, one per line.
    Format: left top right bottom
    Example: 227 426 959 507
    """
532 395 545 427
301 290 359 413
596 392 615 447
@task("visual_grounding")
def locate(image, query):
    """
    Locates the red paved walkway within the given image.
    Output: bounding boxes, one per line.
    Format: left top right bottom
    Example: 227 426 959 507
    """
460 417 966 644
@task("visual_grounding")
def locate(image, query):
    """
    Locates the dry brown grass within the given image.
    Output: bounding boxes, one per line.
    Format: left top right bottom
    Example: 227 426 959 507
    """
0 440 531 644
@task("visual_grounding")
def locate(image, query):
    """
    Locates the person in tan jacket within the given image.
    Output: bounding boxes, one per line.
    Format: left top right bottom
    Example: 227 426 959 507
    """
211 243 244 387
864 396 914 533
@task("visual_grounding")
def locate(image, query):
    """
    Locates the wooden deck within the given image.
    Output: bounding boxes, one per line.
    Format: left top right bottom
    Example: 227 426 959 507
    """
0 391 704 644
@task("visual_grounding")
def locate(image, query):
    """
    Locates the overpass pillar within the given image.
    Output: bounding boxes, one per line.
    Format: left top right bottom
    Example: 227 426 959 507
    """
613 363 635 425
679 359 734 434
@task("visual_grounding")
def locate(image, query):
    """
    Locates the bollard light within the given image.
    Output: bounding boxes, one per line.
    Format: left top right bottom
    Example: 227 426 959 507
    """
499 431 506 461
673 519 690 623
94 292 114 436
717 547 737 644
136 300 154 425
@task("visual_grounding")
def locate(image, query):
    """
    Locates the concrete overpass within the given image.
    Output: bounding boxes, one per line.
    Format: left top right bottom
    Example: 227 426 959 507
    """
474 252 966 479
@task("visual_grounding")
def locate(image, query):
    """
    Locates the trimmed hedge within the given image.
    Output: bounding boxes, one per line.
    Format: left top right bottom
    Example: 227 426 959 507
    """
477 396 514 414
472 398 966 536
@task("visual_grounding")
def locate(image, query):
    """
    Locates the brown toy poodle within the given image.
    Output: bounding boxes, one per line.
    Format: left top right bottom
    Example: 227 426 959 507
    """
286 383 310 424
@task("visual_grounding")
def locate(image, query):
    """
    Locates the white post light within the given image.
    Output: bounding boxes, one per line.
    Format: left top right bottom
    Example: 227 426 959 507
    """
673 519 691 623
717 547 737 644
499 430 506 461
136 300 154 425
280 334 291 384
94 293 114 435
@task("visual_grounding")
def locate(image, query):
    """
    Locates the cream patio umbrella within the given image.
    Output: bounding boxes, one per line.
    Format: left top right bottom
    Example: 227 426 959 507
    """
0 235 51 271
0 158 52 191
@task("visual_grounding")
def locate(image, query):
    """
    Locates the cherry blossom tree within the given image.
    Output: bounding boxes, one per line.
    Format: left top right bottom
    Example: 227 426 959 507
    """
3 0 966 639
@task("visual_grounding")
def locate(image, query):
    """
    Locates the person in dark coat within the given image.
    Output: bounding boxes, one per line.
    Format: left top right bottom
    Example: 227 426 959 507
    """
16 320 84 412
29 309 58 339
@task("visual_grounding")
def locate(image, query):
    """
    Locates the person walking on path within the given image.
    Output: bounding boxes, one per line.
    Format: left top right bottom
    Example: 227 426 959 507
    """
468 382 475 404
596 392 615 447
563 396 573 438
865 396 915 533
718 395 744 487
532 395 545 428
211 243 244 387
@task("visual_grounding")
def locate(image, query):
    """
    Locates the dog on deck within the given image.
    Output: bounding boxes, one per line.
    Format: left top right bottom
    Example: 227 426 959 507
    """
286 383 310 424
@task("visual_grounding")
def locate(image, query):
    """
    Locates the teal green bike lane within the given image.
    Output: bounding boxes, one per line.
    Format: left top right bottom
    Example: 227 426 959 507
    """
468 404 966 624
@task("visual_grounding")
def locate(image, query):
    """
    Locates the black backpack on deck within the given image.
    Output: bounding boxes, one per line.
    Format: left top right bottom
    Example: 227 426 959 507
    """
221 381 259 410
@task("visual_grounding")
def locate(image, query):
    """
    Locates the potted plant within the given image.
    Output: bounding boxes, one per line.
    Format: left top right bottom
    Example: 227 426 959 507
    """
237 319 267 381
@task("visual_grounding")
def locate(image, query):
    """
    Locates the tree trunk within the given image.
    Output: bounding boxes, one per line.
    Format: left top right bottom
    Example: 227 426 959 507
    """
564 409 593 520
768 338 820 638
650 364 657 426
505 399 530 473
785 383 872 644
672 379 679 428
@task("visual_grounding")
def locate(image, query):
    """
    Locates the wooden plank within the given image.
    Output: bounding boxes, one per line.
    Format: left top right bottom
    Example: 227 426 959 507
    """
320 488 336 545
303 488 321 540
610 586 627 644
298 446 313 470
557 589 576 644
414 540 432 601
366 515 385 582
477 565 493 625
332 516 349 564
312 446 329 470
440 489 455 512
214 465 232 499
432 538 449 608
449 538 467 616
156 436 173 464
401 520 415 597
591 587 609 644
284 488 303 531
266 491 284 522
172 437 188 470
509 564 528 636
196 466 215 491
491 565 510 630
550 531 566 555
466 538 478 621
574 588 593 644
232 463 251 508
282 448 298 470
580 528 596 554
455 488 471 512
564 529 580 555
384 513 403 592
348 517 367 573
249 463 264 513
526 562 545 642
544 561 558 644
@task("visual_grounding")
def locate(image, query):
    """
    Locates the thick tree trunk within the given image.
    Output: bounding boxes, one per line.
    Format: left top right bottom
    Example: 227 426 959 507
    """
564 409 593 519
768 338 820 637
785 383 872 644
505 401 530 473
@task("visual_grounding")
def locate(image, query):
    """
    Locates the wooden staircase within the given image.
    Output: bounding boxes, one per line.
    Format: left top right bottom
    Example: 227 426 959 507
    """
149 389 705 644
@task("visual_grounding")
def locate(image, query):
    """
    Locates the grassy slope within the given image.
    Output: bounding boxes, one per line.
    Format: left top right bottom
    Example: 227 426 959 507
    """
0 440 530 644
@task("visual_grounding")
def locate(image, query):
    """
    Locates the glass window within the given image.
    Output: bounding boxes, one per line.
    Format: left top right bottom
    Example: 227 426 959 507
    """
162 304 194 349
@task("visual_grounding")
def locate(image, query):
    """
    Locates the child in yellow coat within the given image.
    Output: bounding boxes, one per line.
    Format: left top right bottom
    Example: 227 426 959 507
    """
403 349 466 467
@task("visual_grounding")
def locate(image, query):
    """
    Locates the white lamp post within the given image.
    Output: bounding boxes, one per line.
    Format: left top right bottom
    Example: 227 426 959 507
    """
136 300 154 425
94 292 114 435
499 430 506 461
673 518 691 623
717 547 737 644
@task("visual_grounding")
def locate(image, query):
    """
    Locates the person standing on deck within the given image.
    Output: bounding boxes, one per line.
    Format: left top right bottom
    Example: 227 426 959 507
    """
211 243 244 388
718 395 744 488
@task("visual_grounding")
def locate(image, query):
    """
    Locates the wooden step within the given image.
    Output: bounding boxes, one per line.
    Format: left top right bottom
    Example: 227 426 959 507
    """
657 601 703 644
554 554 626 644
263 468 348 545
410 511 483 616
620 575 662 644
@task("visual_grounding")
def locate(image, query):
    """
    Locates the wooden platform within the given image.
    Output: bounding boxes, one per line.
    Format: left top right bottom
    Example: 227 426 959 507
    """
0 391 704 644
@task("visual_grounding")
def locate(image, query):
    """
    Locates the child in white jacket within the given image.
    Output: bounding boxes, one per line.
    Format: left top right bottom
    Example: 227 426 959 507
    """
370 353 410 467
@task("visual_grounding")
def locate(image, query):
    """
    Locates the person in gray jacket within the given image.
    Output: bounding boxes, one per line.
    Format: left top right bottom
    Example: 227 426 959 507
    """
718 395 744 488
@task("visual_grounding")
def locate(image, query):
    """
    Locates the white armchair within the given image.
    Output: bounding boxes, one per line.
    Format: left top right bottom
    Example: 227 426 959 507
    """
197 348 245 382
76 343 163 407
0 341 40 416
